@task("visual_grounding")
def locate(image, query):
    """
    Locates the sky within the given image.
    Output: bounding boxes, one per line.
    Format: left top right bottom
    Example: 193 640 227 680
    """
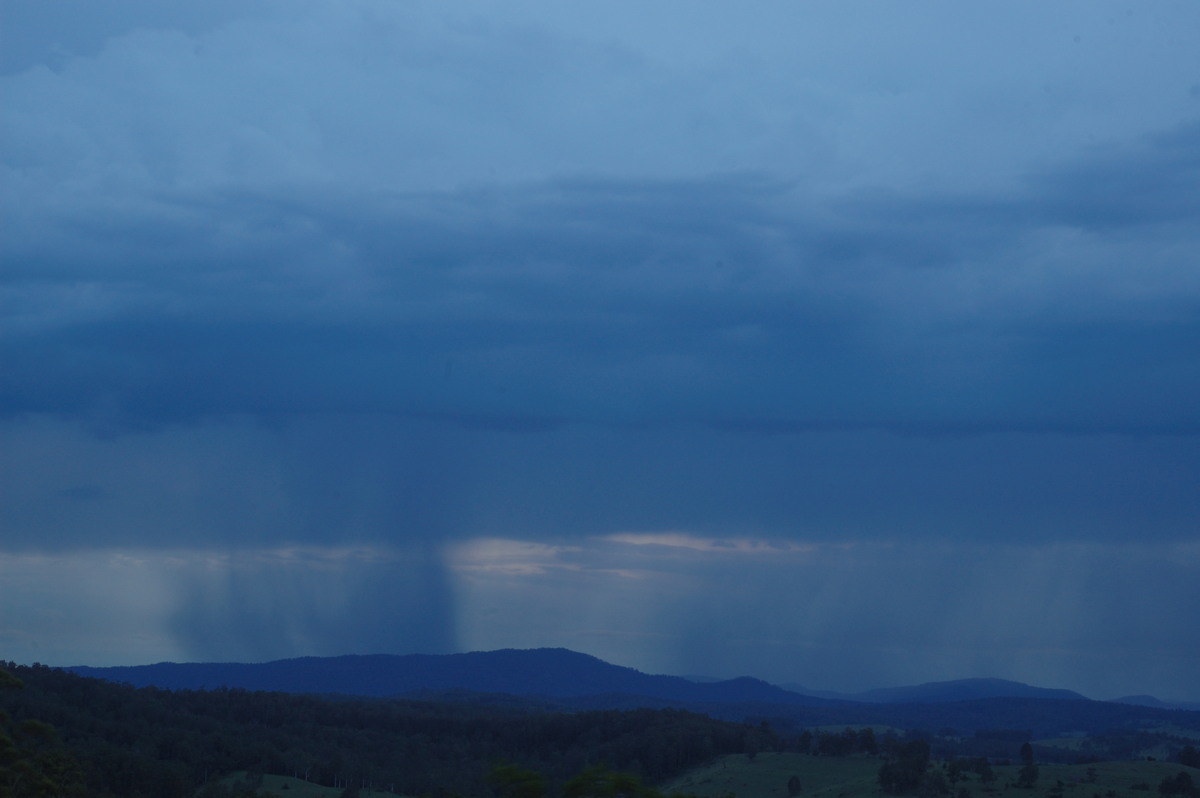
1 0 1199 702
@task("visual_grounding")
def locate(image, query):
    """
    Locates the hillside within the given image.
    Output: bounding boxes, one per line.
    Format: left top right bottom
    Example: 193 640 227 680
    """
6 659 1200 798
69 647 835 706
1 660 766 798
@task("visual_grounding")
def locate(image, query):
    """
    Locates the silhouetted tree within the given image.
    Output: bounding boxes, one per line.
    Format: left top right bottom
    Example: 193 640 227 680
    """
563 764 648 798
488 762 546 798
1016 741 1037 789
879 740 930 794
922 769 950 798
0 667 85 797
1019 742 1034 766
1158 772 1196 797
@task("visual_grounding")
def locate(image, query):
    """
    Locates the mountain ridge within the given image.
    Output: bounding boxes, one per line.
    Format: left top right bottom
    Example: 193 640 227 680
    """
66 647 1156 707
59 648 1200 737
1111 694 1200 712
780 676 1089 704
68 647 840 706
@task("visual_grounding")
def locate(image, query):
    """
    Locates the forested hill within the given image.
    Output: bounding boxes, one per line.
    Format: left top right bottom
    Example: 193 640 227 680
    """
69 647 837 705
1 660 769 798
66 649 1200 740
6 660 1200 798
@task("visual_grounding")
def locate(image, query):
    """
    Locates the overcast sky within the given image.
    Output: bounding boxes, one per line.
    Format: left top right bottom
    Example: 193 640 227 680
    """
2 0 1199 701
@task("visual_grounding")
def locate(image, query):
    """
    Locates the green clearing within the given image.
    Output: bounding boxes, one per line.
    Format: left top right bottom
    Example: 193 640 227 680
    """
1036 738 1089 752
205 756 1200 798
662 753 1198 798
207 770 405 797
663 752 880 798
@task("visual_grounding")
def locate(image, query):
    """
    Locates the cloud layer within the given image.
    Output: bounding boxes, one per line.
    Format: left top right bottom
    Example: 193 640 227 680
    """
2 0 1198 699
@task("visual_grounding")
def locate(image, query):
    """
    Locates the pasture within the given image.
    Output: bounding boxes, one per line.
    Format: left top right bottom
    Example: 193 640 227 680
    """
663 752 1197 798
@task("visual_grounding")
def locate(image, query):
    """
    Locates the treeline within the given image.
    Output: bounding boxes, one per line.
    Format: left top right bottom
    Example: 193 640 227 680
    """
0 662 772 798
758 700 1200 744
797 727 879 756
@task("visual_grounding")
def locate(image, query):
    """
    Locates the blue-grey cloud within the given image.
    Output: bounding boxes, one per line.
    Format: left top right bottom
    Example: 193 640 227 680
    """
4 150 1199 434
4 417 1198 554
0 0 268 75
2 0 1198 700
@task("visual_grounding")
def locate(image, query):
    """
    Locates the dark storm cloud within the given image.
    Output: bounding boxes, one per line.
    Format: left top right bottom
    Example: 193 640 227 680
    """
5 118 1199 558
5 132 1199 434
0 414 503 552
3 0 1198 697
5 412 1198 554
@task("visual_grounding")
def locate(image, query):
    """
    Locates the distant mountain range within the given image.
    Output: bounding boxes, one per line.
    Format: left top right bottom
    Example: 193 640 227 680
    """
68 647 1200 721
1111 694 1200 712
780 677 1089 704
69 648 835 706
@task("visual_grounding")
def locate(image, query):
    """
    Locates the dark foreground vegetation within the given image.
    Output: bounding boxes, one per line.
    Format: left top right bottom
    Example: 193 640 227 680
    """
3 661 1198 798
1 662 770 797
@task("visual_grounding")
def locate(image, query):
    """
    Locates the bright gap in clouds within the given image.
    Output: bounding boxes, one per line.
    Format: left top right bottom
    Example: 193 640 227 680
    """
602 532 819 555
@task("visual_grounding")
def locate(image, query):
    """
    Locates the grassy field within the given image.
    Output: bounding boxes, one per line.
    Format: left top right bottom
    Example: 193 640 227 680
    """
663 752 880 798
210 756 1197 798
210 770 403 797
662 752 1198 798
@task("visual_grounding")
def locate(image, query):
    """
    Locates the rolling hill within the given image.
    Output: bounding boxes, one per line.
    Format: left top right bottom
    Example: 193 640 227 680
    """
67 648 1200 738
69 647 835 706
